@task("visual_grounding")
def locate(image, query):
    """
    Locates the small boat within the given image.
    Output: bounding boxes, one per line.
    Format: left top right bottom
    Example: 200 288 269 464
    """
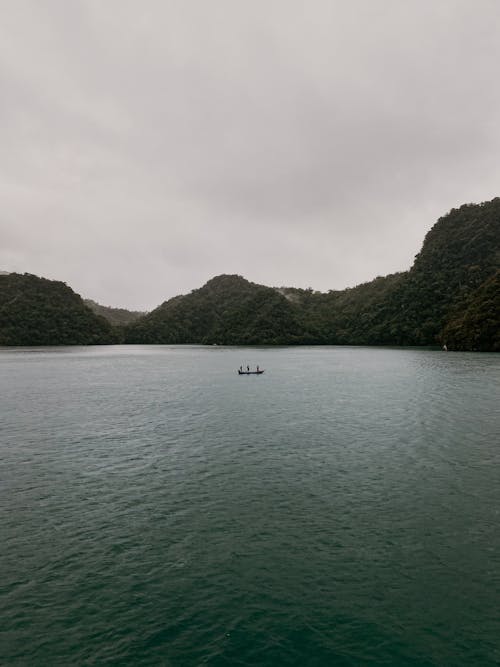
238 369 265 375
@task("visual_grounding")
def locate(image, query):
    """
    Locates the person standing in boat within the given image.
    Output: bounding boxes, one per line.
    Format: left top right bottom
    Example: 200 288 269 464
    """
256 365 260 372
247 365 250 372
239 365 243 372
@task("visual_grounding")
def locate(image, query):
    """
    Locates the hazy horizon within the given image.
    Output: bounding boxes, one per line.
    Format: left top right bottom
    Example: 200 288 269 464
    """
2 1 500 309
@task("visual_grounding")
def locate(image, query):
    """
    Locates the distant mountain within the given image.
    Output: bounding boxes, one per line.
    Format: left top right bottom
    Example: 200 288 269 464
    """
0 273 115 345
84 299 146 326
385 198 500 345
292 197 500 347
1 198 498 349
125 274 304 344
124 198 500 350
441 270 500 351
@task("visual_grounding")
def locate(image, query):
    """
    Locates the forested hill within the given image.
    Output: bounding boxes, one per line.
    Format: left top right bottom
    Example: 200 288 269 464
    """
0 273 115 345
84 299 146 326
1 198 499 349
125 198 500 350
385 198 500 345
125 275 304 345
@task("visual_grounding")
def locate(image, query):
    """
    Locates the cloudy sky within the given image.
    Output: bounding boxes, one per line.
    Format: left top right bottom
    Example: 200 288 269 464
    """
1 0 499 309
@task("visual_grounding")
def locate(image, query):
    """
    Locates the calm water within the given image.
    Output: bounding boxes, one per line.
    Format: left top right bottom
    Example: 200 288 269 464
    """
1 345 499 666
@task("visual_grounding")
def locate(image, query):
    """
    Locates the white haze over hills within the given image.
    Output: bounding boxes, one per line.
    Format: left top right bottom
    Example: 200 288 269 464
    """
1 1 500 309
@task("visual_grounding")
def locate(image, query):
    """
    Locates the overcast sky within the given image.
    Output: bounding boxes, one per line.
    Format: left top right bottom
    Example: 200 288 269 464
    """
1 0 499 309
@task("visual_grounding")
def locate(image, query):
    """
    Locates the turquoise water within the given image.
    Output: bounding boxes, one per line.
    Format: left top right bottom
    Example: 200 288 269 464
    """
1 345 499 666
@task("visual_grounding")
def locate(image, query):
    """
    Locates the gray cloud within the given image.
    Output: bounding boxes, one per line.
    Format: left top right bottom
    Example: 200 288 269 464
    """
1 0 499 309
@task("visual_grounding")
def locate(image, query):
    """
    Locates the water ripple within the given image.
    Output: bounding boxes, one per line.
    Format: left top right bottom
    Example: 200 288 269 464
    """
1 345 499 665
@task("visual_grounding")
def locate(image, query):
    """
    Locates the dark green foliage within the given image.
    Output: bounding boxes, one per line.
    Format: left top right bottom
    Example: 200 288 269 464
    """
124 271 411 347
84 299 146 326
2 198 499 349
441 271 500 351
386 198 500 345
125 275 303 345
286 273 408 345
0 273 116 345
287 197 499 348
125 198 499 350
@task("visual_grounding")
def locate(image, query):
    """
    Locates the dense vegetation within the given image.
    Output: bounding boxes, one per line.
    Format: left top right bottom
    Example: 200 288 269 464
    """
125 275 304 345
125 199 499 350
1 198 498 349
386 199 500 346
0 273 115 345
84 299 146 326
441 271 500 351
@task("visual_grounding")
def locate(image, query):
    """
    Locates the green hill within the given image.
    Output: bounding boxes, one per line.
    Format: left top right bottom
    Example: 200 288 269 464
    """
1 198 498 349
84 299 146 326
387 198 500 345
440 270 500 351
0 273 115 345
125 274 304 344
124 198 499 350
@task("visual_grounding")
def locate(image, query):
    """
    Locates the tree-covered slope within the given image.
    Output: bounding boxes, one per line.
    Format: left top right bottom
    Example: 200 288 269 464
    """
278 272 407 345
84 299 146 326
125 198 499 349
292 197 500 347
441 270 500 351
125 274 304 344
2 197 498 349
0 273 115 345
388 198 500 345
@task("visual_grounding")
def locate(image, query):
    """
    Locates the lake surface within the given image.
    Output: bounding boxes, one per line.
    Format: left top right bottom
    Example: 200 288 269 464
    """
1 345 499 666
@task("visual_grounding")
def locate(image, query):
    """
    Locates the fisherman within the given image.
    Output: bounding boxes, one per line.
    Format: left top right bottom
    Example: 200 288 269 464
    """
239 365 243 372
256 365 260 372
247 365 250 372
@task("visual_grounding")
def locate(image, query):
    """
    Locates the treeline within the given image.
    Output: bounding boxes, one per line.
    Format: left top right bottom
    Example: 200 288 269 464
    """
124 275 304 345
1 198 499 350
123 198 500 350
84 299 146 326
0 273 116 345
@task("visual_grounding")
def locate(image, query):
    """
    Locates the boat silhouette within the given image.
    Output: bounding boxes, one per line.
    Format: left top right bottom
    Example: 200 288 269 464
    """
237 369 264 375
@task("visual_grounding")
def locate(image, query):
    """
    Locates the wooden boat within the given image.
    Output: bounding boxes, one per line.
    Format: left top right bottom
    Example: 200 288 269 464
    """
238 369 264 375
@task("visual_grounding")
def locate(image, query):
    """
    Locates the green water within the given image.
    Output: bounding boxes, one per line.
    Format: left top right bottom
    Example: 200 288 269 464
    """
1 345 499 666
